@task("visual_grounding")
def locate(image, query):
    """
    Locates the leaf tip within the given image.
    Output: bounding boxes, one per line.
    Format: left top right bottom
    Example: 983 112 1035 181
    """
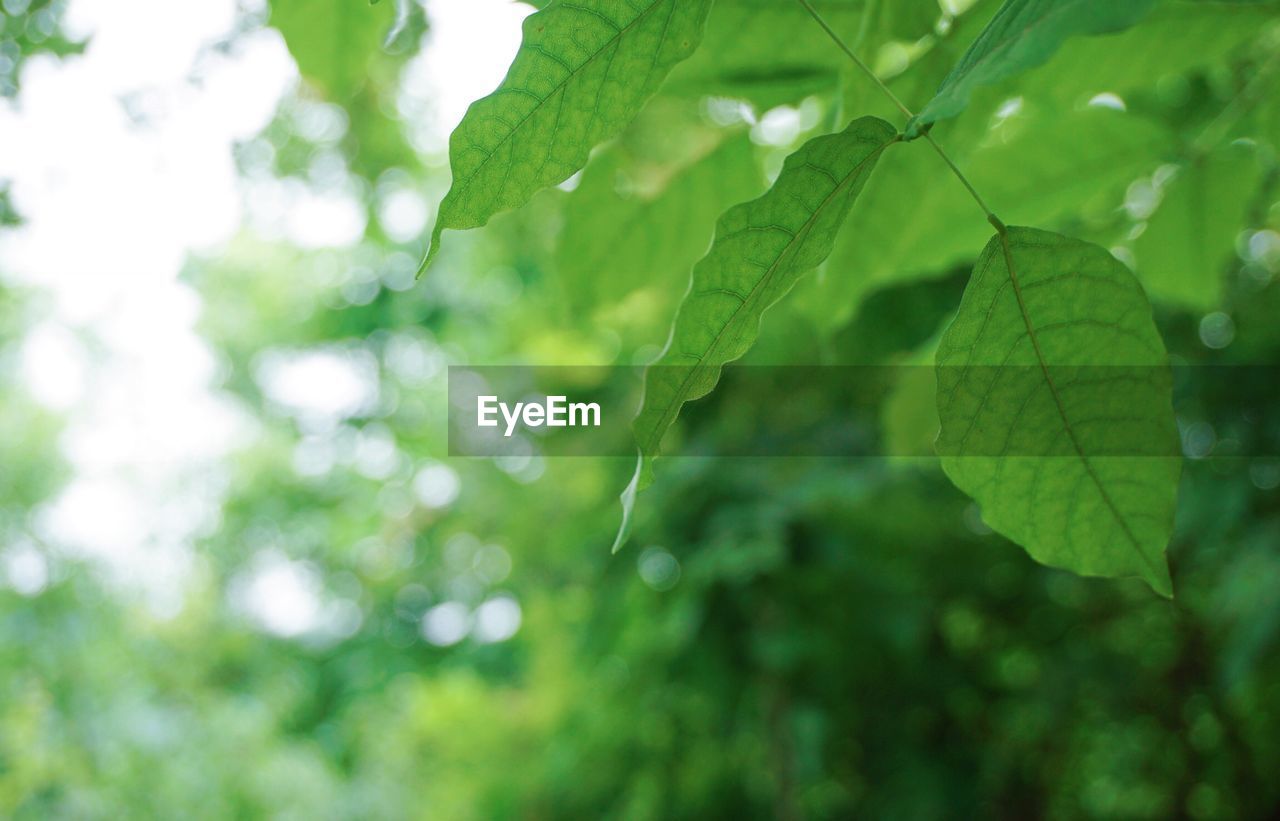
1146 563 1174 600
416 230 443 280
611 455 643 554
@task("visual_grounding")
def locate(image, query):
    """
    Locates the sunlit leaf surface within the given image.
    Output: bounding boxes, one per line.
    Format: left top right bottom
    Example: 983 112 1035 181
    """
426 0 713 267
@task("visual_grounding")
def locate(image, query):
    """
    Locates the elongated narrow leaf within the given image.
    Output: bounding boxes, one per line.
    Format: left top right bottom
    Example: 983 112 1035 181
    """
425 0 713 269
614 116 897 550
936 227 1179 596
1133 144 1260 310
905 0 1156 137
636 117 897 465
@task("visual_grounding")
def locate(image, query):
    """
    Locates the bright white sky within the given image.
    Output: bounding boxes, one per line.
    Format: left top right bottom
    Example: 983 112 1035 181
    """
0 0 531 632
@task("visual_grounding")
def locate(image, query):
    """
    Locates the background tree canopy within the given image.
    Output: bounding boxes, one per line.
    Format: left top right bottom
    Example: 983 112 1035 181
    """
1 0 1280 818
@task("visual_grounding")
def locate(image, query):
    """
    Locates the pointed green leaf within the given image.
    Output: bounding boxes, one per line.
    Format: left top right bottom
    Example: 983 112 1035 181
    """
633 116 898 482
615 116 897 550
905 0 1157 137
1133 144 1260 311
425 0 713 270
936 227 1179 596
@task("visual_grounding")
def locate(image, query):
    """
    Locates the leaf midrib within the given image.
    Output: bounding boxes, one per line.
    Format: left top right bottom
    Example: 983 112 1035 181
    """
640 139 893 453
996 228 1163 579
451 0 669 202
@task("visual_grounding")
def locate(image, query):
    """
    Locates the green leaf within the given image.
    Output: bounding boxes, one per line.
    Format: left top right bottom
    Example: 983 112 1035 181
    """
555 121 763 317
619 116 897 535
271 0 425 178
425 0 713 270
1013 1 1280 107
906 0 1157 137
1133 144 1260 311
936 227 1179 596
272 0 415 99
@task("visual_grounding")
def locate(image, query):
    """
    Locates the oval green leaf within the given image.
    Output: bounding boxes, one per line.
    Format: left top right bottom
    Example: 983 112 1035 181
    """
936 227 1180 596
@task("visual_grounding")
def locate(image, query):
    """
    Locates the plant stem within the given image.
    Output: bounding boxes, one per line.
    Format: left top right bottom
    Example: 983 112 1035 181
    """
923 132 999 226
793 0 1000 225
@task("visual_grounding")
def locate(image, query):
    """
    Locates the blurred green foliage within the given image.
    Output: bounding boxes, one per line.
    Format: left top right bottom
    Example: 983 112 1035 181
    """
0 0 81 97
2 0 1280 818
